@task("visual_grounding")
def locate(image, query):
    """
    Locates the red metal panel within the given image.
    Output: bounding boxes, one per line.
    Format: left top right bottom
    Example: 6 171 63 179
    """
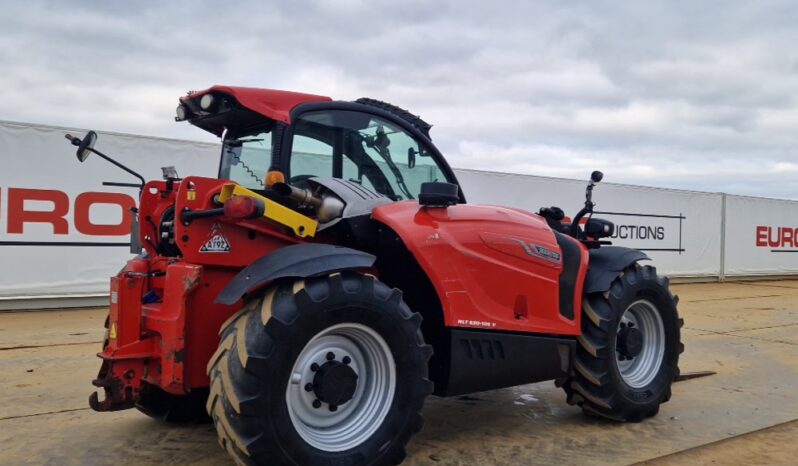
108 259 147 350
91 262 154 411
142 263 201 394
182 267 241 389
173 176 303 267
372 202 587 336
92 175 307 403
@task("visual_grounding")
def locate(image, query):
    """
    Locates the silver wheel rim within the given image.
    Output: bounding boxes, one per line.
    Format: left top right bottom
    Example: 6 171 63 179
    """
286 323 396 452
615 299 665 388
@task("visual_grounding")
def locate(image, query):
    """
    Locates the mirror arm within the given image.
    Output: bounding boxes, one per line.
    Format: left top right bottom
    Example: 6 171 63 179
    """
570 181 598 237
88 148 146 188
102 181 142 188
570 204 593 237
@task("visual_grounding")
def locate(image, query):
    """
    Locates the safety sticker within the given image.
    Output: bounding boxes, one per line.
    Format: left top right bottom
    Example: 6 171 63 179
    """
109 322 117 340
199 223 231 253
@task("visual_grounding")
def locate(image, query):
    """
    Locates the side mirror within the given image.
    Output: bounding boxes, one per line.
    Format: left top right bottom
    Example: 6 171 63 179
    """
64 131 147 188
584 218 614 238
69 131 98 162
407 147 416 169
419 181 459 207
591 170 603 183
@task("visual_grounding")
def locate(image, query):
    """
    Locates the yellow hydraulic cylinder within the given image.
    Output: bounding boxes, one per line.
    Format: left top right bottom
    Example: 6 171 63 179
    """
218 183 318 238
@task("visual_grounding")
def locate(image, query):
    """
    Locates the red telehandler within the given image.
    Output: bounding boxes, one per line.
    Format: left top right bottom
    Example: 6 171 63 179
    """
66 86 682 466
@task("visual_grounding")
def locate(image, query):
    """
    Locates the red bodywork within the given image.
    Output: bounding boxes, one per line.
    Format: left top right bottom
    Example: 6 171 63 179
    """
93 176 590 408
373 202 588 335
91 87 591 410
92 176 304 409
93 182 588 409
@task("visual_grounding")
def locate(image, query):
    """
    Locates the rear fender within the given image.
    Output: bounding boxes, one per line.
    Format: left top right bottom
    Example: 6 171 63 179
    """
584 246 650 294
215 243 376 305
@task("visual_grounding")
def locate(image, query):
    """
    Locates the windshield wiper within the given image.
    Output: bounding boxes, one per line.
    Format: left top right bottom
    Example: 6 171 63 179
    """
224 146 264 187
362 130 414 200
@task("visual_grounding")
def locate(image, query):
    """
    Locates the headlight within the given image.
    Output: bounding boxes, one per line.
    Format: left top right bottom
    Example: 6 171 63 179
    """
175 104 188 121
200 94 215 111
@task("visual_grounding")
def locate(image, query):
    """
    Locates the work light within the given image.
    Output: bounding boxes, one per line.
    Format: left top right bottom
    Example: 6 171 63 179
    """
200 94 215 111
175 105 188 121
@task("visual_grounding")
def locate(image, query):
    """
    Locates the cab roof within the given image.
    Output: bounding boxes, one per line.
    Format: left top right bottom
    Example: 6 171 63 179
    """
181 85 332 129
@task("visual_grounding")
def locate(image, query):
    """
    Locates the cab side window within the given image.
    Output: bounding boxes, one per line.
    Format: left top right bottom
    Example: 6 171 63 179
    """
288 109 449 200
289 120 334 184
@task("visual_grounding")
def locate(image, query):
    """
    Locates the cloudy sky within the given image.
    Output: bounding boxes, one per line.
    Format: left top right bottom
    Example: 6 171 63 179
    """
2 0 798 199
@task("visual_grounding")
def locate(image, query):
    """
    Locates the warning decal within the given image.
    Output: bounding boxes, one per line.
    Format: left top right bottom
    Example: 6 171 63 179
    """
199 224 231 253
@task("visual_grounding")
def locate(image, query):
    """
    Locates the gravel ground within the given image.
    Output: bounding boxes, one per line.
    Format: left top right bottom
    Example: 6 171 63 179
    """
1 279 797 465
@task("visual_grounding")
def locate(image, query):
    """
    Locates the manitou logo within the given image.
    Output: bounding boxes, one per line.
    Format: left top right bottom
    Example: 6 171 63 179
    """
509 238 561 263
755 226 798 251
0 187 136 239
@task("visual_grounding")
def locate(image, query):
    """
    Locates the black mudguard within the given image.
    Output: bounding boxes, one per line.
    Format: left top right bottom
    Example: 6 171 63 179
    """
215 243 376 305
435 329 575 396
584 246 650 294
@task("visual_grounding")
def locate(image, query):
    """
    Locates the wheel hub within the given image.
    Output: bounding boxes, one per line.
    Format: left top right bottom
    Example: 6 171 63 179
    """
286 323 397 452
312 359 358 406
617 323 643 359
615 300 666 388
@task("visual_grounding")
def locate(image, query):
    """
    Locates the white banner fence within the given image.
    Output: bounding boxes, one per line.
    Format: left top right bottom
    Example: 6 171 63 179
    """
1 120 796 308
724 194 798 277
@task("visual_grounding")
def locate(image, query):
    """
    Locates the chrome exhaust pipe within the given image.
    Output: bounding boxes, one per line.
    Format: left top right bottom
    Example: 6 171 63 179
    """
272 182 323 208
272 182 344 223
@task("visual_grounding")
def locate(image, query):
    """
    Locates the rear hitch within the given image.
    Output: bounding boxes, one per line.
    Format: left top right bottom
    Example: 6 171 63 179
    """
88 360 137 412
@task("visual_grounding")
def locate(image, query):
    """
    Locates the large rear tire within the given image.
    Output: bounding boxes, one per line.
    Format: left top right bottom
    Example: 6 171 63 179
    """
206 272 433 466
563 264 684 421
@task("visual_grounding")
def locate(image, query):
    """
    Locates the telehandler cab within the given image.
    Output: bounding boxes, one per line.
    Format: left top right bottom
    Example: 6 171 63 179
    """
67 86 683 466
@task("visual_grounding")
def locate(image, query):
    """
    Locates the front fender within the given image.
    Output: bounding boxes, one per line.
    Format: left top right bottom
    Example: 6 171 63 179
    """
584 246 650 294
215 243 375 305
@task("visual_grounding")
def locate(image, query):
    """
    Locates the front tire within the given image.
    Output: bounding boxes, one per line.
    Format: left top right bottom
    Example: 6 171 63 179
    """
206 272 433 466
563 264 684 421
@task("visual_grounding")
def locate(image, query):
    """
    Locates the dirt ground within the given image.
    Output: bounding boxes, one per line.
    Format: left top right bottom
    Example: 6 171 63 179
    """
1 280 797 465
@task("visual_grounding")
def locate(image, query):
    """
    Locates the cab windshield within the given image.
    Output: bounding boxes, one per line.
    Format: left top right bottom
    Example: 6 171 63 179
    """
219 130 273 190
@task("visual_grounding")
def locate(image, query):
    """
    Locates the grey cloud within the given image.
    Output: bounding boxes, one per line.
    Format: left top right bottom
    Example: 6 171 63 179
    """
1 0 797 199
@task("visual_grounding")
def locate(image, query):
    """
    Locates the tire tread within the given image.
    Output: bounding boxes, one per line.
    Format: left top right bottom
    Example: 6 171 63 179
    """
206 272 431 466
562 264 682 421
